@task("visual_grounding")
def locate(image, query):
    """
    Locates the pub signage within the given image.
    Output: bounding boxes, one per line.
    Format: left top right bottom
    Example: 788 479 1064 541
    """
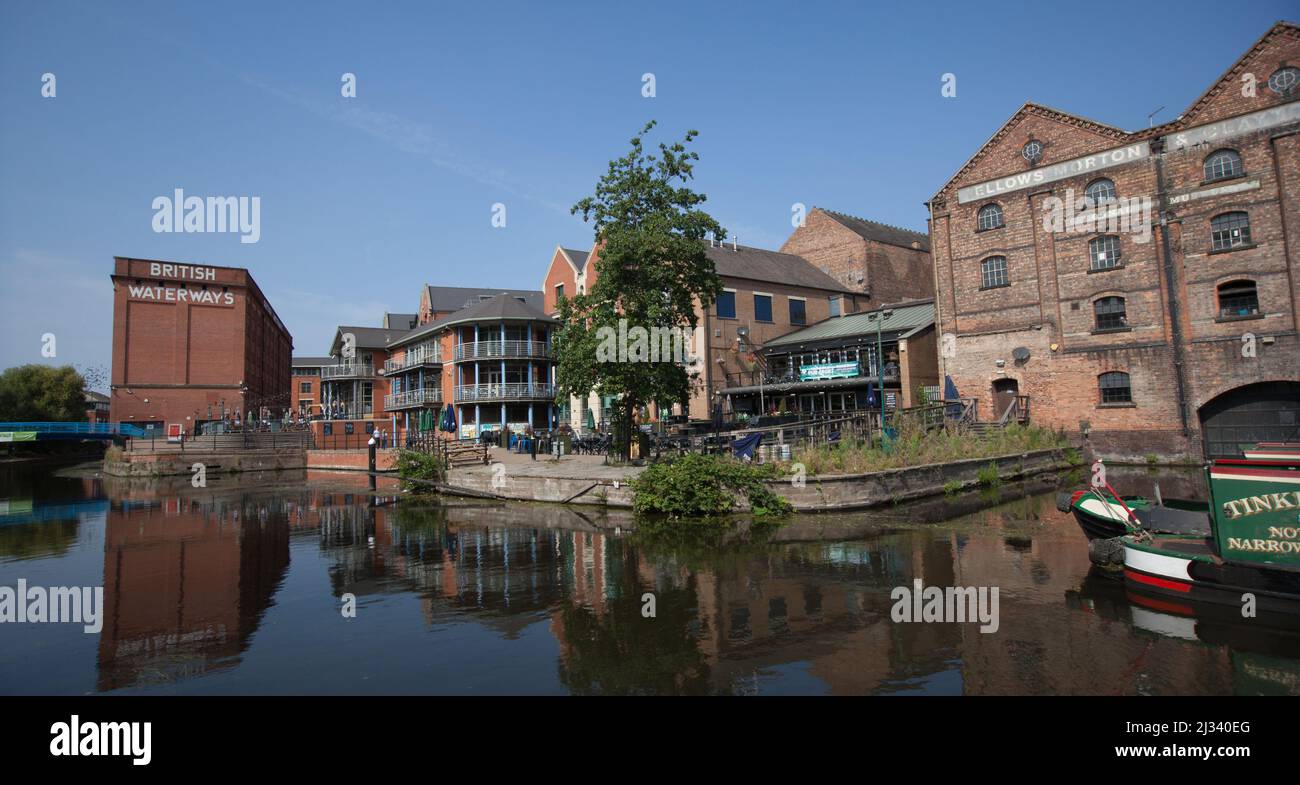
800 362 860 382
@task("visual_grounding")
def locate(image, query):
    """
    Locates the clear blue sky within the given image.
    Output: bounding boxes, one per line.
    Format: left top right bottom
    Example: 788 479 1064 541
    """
1 0 1293 382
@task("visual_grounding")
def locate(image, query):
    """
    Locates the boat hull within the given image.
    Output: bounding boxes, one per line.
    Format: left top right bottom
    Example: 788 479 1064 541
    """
1122 538 1300 615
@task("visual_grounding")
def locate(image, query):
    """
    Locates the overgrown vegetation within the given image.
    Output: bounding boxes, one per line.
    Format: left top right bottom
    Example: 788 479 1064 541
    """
632 453 792 519
793 422 1067 476
395 449 444 484
977 462 1001 488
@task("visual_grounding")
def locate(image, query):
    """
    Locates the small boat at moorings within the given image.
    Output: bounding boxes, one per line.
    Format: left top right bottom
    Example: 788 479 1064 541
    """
1059 487 1210 542
1121 455 1300 615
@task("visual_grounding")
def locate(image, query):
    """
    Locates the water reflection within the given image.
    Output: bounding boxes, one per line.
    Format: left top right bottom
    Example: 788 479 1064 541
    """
0 464 1295 695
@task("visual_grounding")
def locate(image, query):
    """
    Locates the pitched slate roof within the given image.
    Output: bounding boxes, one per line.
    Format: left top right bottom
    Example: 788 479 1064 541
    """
819 209 931 252
391 293 556 348
560 247 590 272
328 325 413 355
292 356 334 368
424 285 543 313
383 312 418 330
706 243 855 293
762 300 935 350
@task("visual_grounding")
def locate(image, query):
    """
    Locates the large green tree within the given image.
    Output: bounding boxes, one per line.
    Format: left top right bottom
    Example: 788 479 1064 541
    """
556 122 724 460
0 364 88 422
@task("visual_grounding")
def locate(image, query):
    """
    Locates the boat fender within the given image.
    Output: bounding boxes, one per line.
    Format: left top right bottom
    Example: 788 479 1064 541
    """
1087 537 1125 567
1055 491 1075 513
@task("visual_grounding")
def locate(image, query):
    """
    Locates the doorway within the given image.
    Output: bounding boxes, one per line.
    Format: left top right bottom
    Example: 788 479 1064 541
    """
992 378 1019 420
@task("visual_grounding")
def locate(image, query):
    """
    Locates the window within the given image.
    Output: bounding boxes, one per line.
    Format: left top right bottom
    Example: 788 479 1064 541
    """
1268 66 1299 96
299 381 312 394
829 296 841 317
555 283 565 301
977 203 1004 230
716 290 736 319
1099 372 1132 404
1203 149 1243 182
1211 212 1251 251
1217 280 1259 318
980 256 1008 288
1084 178 1117 206
789 298 806 325
754 293 773 322
1089 235 1122 270
1093 297 1127 331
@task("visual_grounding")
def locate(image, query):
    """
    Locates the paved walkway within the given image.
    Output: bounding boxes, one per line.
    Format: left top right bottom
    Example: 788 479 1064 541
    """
453 447 643 482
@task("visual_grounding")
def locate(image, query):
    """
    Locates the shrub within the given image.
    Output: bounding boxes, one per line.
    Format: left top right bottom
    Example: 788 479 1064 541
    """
395 449 443 483
977 462 1001 488
632 453 792 519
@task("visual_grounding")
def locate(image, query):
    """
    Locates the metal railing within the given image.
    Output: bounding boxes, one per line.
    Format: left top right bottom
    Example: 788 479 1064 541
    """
383 388 443 409
126 430 313 453
0 421 150 438
382 351 441 374
453 382 556 402
320 364 376 380
453 340 551 361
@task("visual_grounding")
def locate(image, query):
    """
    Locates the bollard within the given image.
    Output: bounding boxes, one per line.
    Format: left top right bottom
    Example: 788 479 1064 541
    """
368 436 377 491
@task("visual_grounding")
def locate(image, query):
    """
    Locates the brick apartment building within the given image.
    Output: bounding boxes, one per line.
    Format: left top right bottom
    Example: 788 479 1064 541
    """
927 21 1300 459
109 256 292 433
542 238 867 427
781 207 933 307
298 286 551 444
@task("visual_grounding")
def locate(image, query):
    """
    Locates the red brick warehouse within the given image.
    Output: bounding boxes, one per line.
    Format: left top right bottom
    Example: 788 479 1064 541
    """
109 256 293 434
927 21 1300 460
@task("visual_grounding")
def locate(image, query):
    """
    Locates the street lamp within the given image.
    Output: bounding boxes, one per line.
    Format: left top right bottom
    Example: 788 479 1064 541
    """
867 309 894 445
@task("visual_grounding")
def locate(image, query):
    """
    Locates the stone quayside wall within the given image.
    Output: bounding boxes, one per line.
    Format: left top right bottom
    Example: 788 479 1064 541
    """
439 448 1072 512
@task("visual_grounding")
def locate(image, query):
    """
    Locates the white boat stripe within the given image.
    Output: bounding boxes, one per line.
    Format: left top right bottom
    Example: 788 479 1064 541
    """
1124 545 1192 581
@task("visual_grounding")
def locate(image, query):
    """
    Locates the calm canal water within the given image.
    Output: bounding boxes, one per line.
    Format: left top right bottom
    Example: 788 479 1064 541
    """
0 461 1297 695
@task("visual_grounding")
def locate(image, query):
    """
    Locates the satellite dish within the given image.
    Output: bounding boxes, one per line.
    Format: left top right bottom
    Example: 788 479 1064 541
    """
1011 347 1030 362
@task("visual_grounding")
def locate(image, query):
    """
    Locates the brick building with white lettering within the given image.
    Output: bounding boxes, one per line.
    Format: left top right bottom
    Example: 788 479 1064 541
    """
927 21 1300 460
109 256 293 434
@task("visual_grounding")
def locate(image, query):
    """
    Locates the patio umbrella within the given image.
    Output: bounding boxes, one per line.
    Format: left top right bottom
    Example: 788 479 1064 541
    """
442 405 458 434
943 375 961 420
866 382 877 408
585 407 595 430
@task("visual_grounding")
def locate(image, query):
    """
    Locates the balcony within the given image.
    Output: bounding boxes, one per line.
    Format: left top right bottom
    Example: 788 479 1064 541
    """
382 351 442 375
453 340 551 361
453 382 556 403
320 363 376 380
723 366 899 390
384 388 443 410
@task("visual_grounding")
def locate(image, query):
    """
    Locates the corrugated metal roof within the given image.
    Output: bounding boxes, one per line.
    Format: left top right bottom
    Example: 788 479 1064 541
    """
762 300 935 349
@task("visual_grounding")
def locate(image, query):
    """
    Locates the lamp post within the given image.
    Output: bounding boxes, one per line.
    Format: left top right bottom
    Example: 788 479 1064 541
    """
868 309 894 444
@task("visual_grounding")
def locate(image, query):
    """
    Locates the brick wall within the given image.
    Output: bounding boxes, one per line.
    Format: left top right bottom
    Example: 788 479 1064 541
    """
928 23 1300 459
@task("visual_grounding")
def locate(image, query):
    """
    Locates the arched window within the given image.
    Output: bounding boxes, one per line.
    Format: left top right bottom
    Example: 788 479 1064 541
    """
1084 178 1117 205
977 203 1004 231
1204 149 1243 182
1089 235 1122 270
980 256 1008 289
1094 296 1127 331
1099 372 1132 404
1217 280 1259 318
1210 212 1251 251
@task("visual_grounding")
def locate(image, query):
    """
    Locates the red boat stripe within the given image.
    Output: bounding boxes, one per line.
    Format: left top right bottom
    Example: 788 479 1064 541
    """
1125 569 1192 593
1126 591 1195 616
